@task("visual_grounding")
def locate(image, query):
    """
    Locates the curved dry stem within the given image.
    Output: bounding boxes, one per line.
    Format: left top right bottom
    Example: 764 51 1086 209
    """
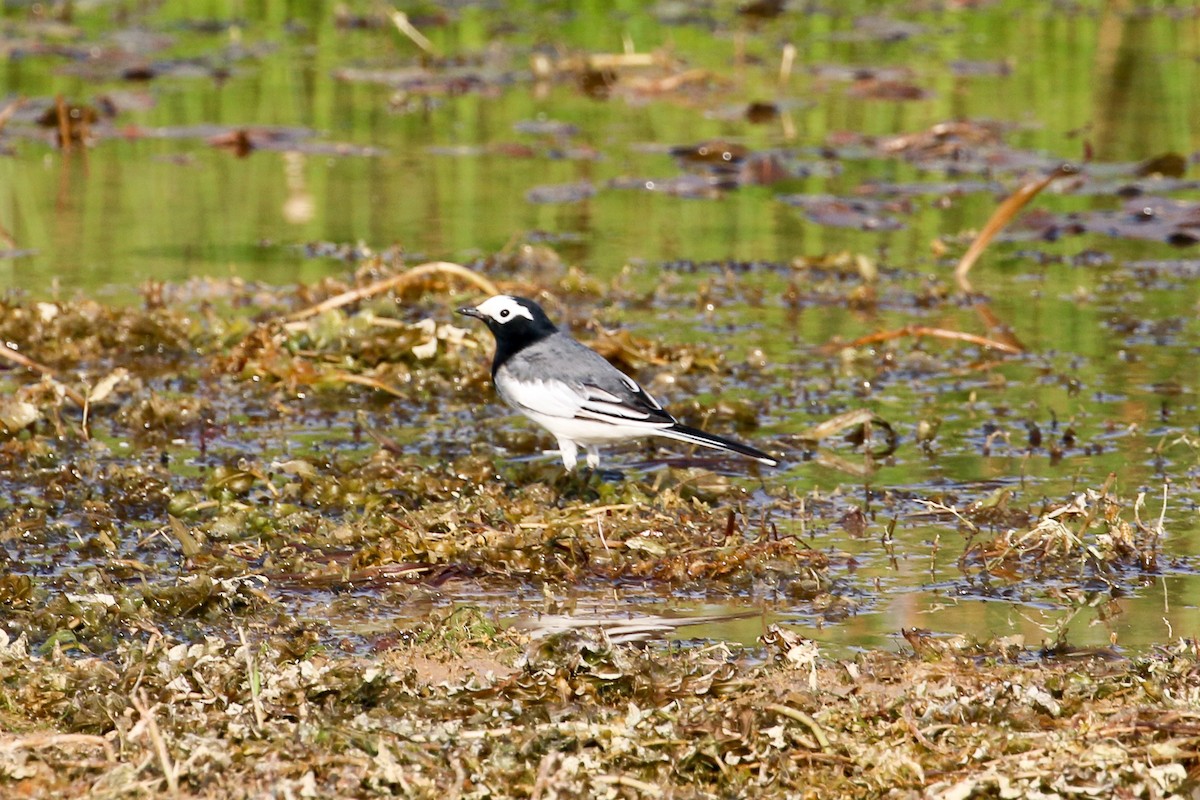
0 732 114 760
388 8 440 58
766 704 832 752
0 96 24 134
286 261 499 322
955 163 1079 294
0 341 88 409
833 325 1024 355
326 370 409 399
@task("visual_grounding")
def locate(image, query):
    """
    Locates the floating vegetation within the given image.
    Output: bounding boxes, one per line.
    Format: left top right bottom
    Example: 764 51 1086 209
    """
5 0 1200 795
0 253 1194 795
2 623 1199 797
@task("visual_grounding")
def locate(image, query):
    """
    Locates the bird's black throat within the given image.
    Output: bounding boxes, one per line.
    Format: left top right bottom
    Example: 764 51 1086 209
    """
486 315 558 376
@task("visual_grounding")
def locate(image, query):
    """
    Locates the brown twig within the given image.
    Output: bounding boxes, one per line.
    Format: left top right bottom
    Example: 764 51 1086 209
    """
55 94 70 152
973 302 1026 354
902 706 950 754
954 163 1079 293
779 43 796 87
358 413 407 455
796 408 881 443
327 371 409 399
592 774 664 797
629 68 715 93
832 325 1024 355
534 51 671 78
285 261 499 323
766 704 832 752
388 8 439 57
589 52 661 69
0 341 89 408
132 692 178 796
0 96 25 134
0 732 115 761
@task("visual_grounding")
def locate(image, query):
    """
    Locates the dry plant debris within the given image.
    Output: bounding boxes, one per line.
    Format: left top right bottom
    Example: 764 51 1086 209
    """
0 257 1195 797
2 625 1199 798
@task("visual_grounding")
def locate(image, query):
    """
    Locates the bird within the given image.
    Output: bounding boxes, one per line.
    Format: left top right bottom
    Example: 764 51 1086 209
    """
457 295 778 471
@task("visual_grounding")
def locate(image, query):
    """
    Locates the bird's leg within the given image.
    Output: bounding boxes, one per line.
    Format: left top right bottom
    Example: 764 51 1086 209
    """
556 438 579 471
550 439 606 497
582 444 623 482
575 443 602 489
581 444 626 485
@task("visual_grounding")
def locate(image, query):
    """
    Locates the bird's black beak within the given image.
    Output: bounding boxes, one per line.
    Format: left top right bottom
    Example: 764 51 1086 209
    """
457 306 484 320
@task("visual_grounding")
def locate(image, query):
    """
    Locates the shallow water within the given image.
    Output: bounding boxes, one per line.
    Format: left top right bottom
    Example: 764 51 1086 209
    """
3 0 1200 655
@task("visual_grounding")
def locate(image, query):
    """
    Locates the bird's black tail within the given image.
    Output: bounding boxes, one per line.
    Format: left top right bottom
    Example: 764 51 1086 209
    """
658 424 778 466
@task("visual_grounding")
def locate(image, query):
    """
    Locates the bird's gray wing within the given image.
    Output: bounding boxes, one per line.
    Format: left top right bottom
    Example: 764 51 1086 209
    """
498 333 676 425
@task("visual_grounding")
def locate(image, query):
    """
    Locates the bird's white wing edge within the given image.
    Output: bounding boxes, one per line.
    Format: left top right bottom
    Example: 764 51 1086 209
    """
577 398 653 422
616 370 664 411
496 374 671 427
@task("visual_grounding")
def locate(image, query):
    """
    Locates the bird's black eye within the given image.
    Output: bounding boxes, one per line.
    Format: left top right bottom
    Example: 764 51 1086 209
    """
499 309 510 318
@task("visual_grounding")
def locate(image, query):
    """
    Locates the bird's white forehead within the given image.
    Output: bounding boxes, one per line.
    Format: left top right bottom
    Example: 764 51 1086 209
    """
475 295 533 323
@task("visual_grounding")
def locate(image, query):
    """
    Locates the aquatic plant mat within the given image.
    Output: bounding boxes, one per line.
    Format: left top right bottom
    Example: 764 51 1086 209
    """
3 626 1199 799
0 262 1198 797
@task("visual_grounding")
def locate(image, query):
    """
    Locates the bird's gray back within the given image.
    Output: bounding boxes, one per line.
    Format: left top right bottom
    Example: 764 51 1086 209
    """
505 332 618 383
506 332 667 411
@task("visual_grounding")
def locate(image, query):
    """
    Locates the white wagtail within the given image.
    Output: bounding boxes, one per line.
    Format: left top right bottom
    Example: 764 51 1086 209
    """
458 295 778 470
